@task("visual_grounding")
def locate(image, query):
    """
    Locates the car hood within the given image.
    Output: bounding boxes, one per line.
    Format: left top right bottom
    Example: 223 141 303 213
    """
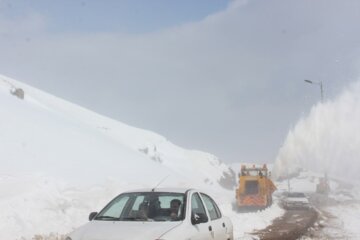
68 220 182 240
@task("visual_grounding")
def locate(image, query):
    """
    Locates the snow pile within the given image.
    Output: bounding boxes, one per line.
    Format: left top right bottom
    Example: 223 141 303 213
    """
273 81 360 182
0 174 147 239
224 203 284 238
0 174 70 239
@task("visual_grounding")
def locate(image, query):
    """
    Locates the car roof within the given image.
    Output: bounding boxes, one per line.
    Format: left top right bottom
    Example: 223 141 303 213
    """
122 188 195 194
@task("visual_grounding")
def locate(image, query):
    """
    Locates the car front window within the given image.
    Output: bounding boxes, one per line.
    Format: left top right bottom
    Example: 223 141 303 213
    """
95 192 185 222
191 193 207 217
200 193 222 220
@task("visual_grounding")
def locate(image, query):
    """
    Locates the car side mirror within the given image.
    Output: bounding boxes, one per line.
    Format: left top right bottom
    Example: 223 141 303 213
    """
89 212 98 221
191 212 208 225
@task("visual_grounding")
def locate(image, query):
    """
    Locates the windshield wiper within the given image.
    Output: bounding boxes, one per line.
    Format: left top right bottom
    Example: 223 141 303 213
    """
95 216 119 220
121 217 148 221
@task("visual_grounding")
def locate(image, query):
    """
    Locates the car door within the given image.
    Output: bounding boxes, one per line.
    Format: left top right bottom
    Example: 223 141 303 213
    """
190 192 214 240
200 193 227 240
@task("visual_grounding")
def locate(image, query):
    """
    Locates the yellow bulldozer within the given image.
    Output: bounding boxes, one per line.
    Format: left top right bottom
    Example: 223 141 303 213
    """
235 164 276 211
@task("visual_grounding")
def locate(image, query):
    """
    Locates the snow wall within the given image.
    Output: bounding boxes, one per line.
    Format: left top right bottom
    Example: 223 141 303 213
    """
273 81 360 182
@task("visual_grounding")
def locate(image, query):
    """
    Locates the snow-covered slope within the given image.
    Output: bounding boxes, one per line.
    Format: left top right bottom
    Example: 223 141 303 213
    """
0 74 233 188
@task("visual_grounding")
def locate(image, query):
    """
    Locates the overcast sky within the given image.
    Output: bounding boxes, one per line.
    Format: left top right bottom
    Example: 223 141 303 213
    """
1 0 359 163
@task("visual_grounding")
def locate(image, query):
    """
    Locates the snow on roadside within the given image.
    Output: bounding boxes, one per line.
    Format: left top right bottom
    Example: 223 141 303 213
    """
223 201 284 239
0 173 286 240
327 203 360 239
0 174 70 239
0 174 143 239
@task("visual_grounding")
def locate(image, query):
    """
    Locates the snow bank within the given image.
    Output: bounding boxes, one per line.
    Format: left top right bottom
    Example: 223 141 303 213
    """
329 203 360 238
0 174 144 239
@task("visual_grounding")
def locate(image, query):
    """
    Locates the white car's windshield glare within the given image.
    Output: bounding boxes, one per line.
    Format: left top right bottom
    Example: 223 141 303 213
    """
287 192 306 198
95 192 186 222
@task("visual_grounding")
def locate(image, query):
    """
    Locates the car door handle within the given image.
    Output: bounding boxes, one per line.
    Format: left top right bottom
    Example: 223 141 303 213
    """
222 222 226 228
208 226 212 231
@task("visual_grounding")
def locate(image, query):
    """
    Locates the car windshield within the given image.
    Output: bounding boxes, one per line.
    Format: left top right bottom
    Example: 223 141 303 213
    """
287 192 306 198
95 192 186 222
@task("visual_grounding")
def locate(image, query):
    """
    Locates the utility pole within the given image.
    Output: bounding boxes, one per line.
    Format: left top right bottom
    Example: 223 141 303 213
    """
287 166 291 192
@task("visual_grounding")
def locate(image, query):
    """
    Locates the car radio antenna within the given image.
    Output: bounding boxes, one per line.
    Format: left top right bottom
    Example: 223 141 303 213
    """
152 175 170 192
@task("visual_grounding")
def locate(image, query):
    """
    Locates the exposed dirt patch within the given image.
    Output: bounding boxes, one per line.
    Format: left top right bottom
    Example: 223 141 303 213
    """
252 208 318 240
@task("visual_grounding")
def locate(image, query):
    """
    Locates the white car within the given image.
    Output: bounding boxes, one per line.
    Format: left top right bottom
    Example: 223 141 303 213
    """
66 188 234 240
282 192 311 210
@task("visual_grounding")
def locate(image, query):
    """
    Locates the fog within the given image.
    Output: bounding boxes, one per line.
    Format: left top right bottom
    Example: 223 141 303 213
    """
1 0 360 163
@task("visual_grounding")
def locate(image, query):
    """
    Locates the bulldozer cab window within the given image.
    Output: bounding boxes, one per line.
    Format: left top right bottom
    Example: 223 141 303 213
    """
245 181 259 194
